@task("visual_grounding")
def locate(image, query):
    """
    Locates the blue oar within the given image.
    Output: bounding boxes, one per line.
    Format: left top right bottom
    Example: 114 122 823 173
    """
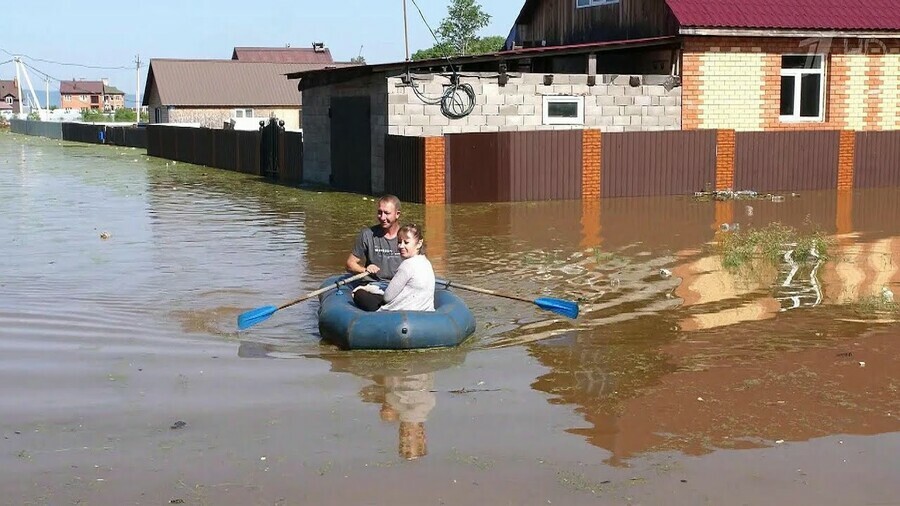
238 272 370 330
436 278 579 319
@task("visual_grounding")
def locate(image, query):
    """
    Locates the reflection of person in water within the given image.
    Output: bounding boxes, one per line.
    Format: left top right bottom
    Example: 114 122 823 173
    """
377 373 436 460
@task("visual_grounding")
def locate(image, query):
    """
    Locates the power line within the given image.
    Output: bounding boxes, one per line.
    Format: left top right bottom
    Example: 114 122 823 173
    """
0 47 145 70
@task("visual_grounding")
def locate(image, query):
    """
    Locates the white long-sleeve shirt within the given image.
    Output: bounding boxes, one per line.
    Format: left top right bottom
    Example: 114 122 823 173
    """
379 254 435 312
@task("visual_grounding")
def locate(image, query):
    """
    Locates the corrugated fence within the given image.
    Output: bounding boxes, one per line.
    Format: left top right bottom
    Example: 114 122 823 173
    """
384 134 425 204
146 125 302 180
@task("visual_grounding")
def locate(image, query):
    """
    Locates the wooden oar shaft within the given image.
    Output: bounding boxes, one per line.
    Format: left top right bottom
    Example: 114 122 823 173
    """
276 272 369 311
440 280 533 304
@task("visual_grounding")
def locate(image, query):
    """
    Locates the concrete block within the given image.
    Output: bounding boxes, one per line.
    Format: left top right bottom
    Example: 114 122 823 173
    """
429 114 450 126
589 84 610 95
659 96 680 106
624 105 643 115
664 106 681 116
630 116 643 126
595 95 616 106
521 73 546 85
658 116 678 127
613 116 631 126
646 106 666 116
392 115 409 127
486 94 505 105
422 125 444 136
633 95 652 106
614 96 634 106
499 125 520 132
499 105 518 115
480 125 501 132
405 103 425 115
443 125 463 134
517 104 536 115
522 114 543 126
388 125 400 135
518 84 536 95
642 75 669 85
410 115 429 126
390 93 409 104
404 126 424 136
552 84 574 94
486 115 506 126
506 94 525 105
506 115 524 126
601 105 622 116
608 86 626 96
647 86 667 96
625 86 644 96
466 115 487 127
603 125 625 132
551 74 571 84
623 126 645 132
642 115 660 126
482 104 500 115
498 83 518 94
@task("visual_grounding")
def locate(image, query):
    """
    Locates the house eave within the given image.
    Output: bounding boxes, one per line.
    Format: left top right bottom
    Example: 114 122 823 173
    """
679 27 900 38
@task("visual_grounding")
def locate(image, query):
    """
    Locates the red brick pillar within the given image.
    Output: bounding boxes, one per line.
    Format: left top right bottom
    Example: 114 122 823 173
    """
581 129 601 200
837 130 856 190
424 136 446 204
715 129 735 191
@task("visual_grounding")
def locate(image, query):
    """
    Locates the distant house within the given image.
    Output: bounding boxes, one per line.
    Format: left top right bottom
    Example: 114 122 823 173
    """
232 44 335 64
0 79 21 114
143 45 354 129
60 79 127 112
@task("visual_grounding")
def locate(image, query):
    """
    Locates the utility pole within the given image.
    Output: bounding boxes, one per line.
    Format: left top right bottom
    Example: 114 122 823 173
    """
135 54 141 122
45 76 50 111
402 0 410 61
14 57 23 117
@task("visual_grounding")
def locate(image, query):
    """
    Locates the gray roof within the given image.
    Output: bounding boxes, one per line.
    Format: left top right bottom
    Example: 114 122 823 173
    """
144 59 351 107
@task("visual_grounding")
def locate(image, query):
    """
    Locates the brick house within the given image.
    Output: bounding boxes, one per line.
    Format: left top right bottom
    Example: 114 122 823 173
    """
508 0 900 131
60 79 127 112
0 78 20 115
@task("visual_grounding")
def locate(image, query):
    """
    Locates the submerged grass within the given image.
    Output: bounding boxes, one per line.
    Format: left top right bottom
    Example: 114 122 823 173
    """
714 222 832 272
851 293 899 317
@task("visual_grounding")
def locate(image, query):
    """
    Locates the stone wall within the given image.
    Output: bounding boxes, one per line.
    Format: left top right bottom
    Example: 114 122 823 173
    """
386 72 681 135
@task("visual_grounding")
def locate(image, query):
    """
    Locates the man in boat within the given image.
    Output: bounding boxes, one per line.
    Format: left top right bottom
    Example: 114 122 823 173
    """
346 194 403 280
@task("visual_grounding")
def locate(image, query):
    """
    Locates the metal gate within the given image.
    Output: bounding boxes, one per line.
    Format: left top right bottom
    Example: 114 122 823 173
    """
330 96 371 194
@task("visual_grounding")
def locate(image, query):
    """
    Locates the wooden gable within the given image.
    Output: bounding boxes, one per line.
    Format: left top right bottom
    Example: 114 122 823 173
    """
509 0 679 48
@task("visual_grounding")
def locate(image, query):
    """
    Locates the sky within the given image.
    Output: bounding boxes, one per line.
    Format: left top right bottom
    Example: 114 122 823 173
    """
0 0 522 108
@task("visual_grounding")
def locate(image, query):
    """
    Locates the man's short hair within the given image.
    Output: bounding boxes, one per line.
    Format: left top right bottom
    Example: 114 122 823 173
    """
378 194 401 212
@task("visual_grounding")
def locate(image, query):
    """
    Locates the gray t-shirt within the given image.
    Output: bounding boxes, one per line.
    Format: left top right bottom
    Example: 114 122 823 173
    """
352 225 402 280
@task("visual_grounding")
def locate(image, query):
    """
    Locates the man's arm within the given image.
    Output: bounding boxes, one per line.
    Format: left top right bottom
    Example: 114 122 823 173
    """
346 253 374 274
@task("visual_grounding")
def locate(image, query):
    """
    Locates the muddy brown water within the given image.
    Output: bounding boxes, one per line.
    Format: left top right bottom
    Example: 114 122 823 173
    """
1 133 899 505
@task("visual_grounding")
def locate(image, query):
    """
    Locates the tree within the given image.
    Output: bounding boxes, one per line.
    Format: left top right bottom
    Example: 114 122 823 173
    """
114 108 137 122
81 109 108 122
350 55 366 64
411 0 503 60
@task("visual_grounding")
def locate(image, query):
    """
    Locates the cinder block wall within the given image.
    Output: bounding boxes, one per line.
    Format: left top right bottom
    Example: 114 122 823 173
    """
683 36 900 131
386 72 681 135
301 75 388 189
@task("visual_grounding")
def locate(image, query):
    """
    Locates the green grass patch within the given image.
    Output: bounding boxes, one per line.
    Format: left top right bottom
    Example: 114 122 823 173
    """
715 222 831 272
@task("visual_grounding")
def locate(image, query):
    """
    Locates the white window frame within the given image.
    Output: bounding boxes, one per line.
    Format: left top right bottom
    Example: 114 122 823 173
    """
4 96 11 104
779 54 826 122
576 0 619 8
234 108 253 118
542 95 584 125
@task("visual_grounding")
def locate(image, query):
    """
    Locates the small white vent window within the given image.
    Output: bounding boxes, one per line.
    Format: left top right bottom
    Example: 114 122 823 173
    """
543 96 584 125
576 0 619 8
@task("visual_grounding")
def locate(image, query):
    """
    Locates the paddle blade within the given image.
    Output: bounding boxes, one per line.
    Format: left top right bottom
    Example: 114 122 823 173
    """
534 297 579 319
237 305 278 330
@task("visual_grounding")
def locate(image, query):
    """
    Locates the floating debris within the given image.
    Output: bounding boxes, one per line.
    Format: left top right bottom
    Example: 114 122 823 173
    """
693 189 794 202
99 231 111 240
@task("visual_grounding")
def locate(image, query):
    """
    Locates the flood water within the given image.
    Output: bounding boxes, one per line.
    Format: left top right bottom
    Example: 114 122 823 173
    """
1 133 899 505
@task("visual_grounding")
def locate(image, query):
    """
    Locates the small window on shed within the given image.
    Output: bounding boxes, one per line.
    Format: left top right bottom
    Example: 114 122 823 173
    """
543 96 584 125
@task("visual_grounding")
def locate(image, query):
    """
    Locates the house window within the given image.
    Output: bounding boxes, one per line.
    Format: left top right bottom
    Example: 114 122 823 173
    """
543 96 584 125
780 54 825 121
4 97 11 104
576 0 619 8
234 108 253 118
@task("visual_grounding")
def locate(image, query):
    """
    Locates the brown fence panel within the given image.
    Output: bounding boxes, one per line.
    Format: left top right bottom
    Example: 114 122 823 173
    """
508 130 582 201
734 131 839 192
193 128 215 167
446 132 507 203
601 130 717 198
384 134 425 203
280 131 304 184
854 131 900 189
237 130 261 175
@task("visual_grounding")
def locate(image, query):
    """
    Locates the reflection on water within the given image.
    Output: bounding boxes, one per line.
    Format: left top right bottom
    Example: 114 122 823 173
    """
2 133 899 469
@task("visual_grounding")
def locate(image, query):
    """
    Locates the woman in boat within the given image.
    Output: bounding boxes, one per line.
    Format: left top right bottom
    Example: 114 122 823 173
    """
352 223 435 312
